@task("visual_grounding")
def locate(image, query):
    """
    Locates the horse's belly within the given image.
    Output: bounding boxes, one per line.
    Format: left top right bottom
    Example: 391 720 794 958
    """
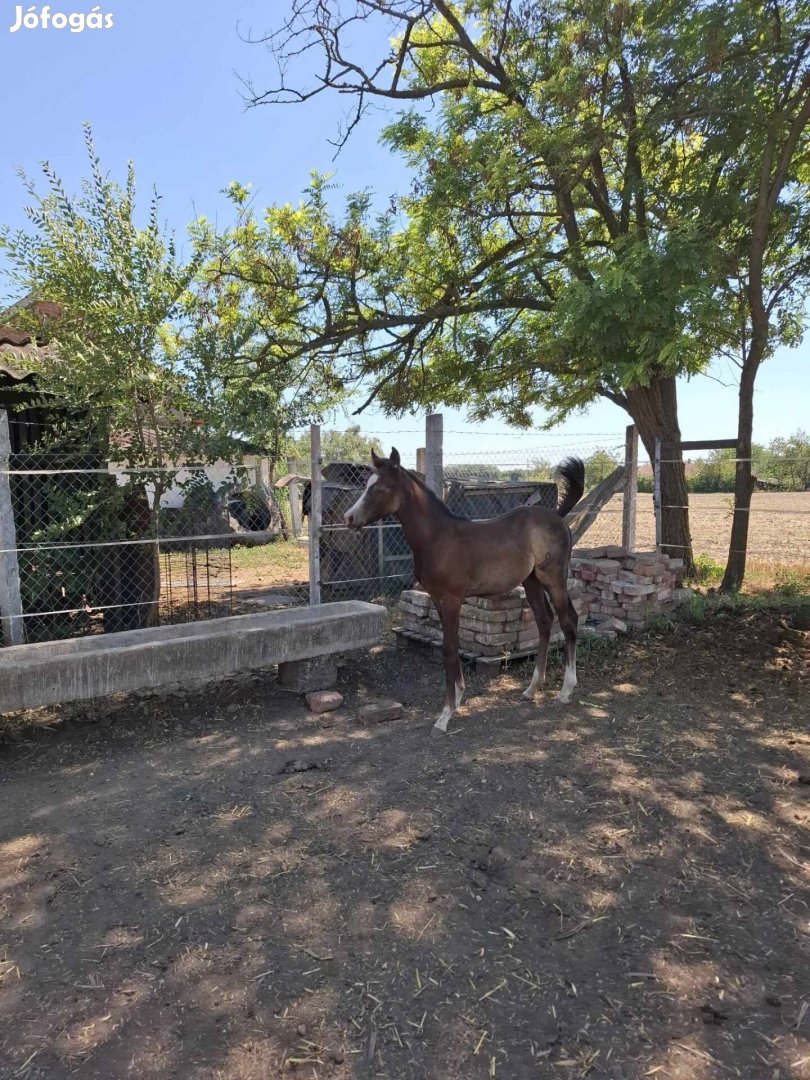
467 558 534 598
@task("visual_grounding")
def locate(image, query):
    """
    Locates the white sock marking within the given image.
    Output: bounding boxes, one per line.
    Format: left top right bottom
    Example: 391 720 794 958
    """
522 662 546 700
557 656 577 704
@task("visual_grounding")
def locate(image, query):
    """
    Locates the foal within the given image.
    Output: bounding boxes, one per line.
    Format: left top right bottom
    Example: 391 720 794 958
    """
345 449 585 737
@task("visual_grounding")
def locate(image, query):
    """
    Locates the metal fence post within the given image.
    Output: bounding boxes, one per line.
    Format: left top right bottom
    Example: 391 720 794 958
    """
622 424 638 553
425 413 443 497
0 410 24 645
308 423 322 606
653 435 662 553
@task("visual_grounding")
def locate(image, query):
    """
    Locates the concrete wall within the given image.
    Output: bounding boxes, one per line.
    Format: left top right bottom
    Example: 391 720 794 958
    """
0 601 386 713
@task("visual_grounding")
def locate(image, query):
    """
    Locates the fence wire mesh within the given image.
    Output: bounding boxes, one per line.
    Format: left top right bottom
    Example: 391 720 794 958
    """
2 443 309 645
2 420 807 648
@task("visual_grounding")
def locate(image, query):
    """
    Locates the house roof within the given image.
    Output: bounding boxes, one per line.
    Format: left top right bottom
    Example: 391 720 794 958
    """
0 328 45 381
0 299 62 382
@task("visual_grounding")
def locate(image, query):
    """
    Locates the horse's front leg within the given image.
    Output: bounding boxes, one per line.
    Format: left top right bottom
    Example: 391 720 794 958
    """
431 595 464 738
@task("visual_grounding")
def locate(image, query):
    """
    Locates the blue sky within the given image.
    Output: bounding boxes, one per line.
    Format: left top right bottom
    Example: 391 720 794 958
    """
1 0 807 467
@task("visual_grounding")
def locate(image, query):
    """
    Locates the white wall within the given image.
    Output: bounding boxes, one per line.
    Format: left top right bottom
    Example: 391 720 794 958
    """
107 456 262 509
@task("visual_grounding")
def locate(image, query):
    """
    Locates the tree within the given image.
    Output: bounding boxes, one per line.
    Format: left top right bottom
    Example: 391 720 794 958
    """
235 0 810 583
689 449 743 494
0 130 339 623
583 449 620 487
672 2 810 590
1 129 215 624
238 0 786 573
287 424 383 463
766 431 810 491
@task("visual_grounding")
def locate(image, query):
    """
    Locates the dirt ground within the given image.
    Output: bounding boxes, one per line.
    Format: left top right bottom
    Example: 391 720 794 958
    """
627 492 810 568
1 605 808 1080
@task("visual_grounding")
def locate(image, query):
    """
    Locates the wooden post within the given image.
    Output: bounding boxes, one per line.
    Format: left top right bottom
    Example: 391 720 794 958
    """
415 447 426 477
653 436 662 553
308 424 322 606
0 410 24 646
288 477 302 538
622 424 638 554
425 413 443 497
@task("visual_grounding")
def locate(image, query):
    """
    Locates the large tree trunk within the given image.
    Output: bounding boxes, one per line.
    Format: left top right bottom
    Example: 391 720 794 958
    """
624 377 694 575
721 341 764 593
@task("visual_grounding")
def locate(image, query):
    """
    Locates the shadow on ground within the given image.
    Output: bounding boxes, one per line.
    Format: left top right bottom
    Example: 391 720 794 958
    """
0 605 808 1079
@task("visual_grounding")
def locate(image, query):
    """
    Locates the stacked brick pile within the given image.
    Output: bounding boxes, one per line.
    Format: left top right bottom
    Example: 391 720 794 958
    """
398 546 690 658
571 547 686 635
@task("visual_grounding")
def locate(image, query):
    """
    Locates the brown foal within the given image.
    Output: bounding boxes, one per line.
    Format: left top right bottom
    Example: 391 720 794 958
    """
344 449 585 737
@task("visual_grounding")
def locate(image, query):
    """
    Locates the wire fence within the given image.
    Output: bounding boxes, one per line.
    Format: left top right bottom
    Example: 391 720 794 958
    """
0 444 298 645
1 416 807 648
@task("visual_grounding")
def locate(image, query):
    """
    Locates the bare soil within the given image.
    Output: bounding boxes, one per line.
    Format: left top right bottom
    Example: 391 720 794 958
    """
1 605 809 1079
595 492 810 571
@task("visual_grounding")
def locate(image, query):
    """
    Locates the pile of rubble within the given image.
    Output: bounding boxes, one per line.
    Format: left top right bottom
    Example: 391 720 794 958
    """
397 547 693 658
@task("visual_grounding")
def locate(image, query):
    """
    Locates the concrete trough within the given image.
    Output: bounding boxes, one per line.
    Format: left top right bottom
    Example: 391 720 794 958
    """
0 601 387 713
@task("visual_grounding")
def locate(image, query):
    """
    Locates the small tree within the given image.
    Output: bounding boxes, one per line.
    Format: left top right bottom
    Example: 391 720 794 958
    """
1 131 339 625
1 128 215 623
287 424 383 464
766 431 810 491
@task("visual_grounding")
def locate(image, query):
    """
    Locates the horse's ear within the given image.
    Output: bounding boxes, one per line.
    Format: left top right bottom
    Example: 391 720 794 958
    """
371 448 384 469
390 447 401 467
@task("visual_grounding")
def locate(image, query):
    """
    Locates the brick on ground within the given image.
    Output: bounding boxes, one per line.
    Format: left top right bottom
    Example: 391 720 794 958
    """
306 690 344 714
358 699 403 724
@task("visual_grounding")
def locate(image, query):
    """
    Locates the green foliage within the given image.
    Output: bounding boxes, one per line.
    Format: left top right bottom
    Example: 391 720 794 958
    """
583 450 620 487
688 450 746 494
1 126 205 489
765 432 810 492
772 568 810 600
689 555 725 586
238 0 808 434
286 424 382 465
680 593 709 623
0 127 340 490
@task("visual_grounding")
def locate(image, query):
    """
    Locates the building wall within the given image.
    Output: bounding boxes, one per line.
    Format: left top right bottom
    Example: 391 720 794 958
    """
107 455 265 509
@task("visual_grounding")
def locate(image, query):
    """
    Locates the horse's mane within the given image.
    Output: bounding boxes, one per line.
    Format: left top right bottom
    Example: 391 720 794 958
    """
402 467 468 520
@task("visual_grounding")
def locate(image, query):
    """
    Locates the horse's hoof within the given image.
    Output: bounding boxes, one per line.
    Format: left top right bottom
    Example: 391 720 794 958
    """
521 690 535 701
430 725 447 739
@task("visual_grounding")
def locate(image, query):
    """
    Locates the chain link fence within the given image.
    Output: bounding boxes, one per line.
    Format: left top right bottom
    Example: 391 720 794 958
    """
0 419 307 645
2 414 806 648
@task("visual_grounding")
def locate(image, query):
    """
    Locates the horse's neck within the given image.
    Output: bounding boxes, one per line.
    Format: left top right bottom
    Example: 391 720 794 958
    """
396 476 446 554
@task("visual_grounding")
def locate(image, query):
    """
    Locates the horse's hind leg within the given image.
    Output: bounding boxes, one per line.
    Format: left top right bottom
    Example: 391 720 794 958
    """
432 594 464 737
544 575 578 704
521 574 553 700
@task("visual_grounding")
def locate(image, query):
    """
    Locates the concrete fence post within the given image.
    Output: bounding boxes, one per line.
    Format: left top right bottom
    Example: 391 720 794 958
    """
0 410 24 646
622 424 638 553
425 413 443 497
288 477 302 538
308 423 322 606
415 447 426 477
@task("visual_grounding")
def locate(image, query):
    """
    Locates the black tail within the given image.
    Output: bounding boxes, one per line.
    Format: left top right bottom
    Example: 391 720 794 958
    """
556 457 585 517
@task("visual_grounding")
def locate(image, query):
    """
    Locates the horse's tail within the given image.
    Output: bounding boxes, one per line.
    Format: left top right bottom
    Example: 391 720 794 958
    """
556 457 585 518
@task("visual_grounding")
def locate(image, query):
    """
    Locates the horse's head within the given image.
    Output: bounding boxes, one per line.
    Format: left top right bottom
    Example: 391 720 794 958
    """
344 448 405 530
